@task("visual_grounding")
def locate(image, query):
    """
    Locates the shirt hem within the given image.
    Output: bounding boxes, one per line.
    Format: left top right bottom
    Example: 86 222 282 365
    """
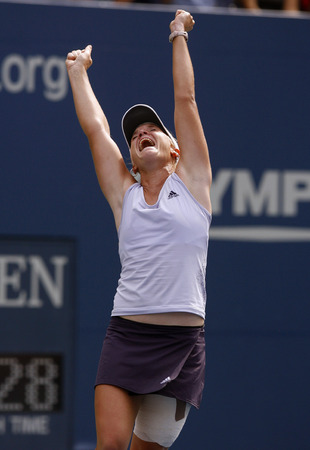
111 306 205 320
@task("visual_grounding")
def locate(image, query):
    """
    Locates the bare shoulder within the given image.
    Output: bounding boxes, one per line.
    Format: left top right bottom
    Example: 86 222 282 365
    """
176 164 212 214
88 127 137 227
108 172 136 231
174 102 212 213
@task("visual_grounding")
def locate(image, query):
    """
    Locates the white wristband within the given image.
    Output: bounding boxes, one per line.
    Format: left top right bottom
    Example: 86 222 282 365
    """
169 31 188 43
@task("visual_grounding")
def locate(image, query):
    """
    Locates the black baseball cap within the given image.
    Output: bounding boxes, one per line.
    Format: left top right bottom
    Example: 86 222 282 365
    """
122 104 178 150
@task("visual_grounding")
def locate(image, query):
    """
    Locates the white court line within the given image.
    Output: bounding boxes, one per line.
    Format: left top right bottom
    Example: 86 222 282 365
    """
210 227 310 242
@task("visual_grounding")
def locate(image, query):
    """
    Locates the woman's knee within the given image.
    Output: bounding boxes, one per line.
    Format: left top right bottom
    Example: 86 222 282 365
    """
96 434 130 450
95 385 141 450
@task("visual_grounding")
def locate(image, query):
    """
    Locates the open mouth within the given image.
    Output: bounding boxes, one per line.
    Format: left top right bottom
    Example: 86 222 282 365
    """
139 137 155 151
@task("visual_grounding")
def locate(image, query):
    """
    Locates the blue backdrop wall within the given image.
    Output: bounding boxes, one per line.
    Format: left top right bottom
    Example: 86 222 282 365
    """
0 1 309 448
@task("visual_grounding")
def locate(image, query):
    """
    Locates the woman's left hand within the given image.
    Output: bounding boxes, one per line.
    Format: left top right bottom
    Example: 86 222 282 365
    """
170 10 195 33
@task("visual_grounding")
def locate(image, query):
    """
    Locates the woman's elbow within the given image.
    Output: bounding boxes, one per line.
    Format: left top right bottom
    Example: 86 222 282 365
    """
175 92 197 110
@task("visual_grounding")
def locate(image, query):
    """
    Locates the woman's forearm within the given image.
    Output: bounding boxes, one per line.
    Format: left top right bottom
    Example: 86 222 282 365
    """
172 36 195 104
66 46 110 139
170 11 196 106
68 67 110 138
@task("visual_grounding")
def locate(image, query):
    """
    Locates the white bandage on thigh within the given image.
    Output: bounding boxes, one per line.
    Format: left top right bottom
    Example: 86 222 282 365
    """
133 394 191 448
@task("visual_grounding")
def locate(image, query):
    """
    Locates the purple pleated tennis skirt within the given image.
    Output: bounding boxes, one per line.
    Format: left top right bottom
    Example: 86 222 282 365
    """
95 316 206 409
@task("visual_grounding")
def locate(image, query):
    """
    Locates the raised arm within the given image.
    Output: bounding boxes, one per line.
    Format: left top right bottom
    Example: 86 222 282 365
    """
170 11 212 213
66 45 134 228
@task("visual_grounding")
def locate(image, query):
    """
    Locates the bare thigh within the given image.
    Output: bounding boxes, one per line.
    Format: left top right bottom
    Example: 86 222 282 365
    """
94 384 141 450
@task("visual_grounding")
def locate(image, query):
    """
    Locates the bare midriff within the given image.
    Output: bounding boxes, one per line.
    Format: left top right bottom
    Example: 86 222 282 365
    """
121 311 204 327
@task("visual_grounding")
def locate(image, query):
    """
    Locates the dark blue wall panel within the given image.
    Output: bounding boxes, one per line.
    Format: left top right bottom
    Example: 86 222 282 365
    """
0 1 309 448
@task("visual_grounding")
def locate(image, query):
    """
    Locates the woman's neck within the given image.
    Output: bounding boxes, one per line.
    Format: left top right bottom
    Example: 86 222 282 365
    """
140 167 175 205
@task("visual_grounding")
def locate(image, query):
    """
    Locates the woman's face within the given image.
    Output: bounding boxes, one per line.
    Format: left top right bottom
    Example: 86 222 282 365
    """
130 122 174 171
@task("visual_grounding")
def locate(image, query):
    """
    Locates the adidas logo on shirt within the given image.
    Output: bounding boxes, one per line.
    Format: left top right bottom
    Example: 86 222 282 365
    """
168 190 179 199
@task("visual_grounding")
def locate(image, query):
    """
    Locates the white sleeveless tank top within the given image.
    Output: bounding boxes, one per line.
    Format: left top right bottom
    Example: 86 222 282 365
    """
111 172 211 319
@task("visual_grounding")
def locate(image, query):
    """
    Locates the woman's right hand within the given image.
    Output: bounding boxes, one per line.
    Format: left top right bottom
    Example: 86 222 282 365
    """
65 44 93 73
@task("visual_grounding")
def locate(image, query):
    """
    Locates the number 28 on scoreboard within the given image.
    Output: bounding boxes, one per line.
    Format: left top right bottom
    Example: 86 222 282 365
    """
0 354 62 413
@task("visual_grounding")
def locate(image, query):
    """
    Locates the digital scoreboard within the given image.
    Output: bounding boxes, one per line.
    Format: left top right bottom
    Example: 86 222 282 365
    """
0 237 76 449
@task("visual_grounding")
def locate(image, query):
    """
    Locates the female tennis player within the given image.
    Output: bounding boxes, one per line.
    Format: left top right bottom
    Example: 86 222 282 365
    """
66 9 212 450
